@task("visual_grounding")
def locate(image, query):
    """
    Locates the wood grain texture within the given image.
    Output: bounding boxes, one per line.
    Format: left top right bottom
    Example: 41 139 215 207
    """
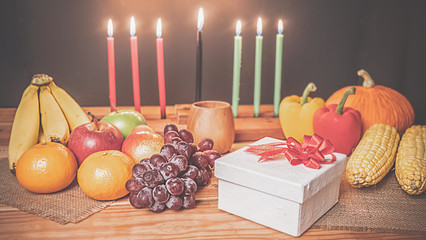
0 105 284 146
0 106 424 239
187 101 235 153
1 203 425 240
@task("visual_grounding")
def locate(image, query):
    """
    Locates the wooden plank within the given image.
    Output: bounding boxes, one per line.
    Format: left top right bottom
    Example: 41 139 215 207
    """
0 193 424 239
81 105 178 120
0 106 177 122
235 117 284 141
0 173 424 240
174 104 284 141
0 105 424 239
175 104 278 120
0 146 6 159
0 105 284 146
175 104 191 124
0 122 12 146
0 108 16 123
174 104 284 142
175 104 278 124
0 170 424 239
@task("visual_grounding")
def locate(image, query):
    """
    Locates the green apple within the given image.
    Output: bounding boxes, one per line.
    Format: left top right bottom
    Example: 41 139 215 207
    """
100 109 147 139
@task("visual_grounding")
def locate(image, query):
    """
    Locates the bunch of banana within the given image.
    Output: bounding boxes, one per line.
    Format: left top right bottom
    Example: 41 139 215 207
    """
8 74 90 173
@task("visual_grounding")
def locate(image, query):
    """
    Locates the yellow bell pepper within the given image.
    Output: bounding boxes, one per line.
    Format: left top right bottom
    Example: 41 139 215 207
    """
279 82 325 142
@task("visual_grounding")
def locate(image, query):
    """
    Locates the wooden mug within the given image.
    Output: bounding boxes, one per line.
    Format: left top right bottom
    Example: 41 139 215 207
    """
187 101 235 154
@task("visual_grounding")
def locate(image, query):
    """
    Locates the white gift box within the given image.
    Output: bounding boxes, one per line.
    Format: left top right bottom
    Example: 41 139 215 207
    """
215 137 347 237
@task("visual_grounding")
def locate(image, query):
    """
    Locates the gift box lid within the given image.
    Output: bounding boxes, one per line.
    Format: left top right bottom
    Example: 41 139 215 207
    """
215 137 347 204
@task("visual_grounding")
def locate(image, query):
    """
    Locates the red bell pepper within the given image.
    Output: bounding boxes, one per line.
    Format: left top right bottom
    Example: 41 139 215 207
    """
313 87 362 155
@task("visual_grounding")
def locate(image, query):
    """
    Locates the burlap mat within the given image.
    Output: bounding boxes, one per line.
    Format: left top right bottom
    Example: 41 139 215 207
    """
0 158 114 224
312 170 426 233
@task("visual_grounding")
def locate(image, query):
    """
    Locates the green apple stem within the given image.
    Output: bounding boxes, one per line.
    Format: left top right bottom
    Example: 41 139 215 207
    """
112 104 118 113
87 112 99 131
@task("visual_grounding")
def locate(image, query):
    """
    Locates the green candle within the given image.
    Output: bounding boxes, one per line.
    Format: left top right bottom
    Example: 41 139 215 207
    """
232 20 242 117
273 20 284 117
253 17 263 117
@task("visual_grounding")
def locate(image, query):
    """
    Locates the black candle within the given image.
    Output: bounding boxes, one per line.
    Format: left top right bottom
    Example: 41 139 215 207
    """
195 8 204 102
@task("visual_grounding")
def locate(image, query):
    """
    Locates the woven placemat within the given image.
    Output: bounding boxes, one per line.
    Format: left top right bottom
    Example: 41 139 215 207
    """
312 170 426 233
0 158 114 224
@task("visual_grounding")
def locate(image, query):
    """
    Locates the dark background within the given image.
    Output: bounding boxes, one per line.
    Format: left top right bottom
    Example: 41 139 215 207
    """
1 0 425 123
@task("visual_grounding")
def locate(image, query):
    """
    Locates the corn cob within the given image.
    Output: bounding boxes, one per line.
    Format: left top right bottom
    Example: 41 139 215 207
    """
395 125 426 195
346 123 400 188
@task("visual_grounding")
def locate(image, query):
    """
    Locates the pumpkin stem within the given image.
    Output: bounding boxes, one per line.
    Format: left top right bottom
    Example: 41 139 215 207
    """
336 87 356 115
357 69 376 88
300 82 317 105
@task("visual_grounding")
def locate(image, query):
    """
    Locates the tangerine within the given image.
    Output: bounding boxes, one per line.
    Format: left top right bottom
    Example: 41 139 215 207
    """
77 150 133 200
16 142 78 193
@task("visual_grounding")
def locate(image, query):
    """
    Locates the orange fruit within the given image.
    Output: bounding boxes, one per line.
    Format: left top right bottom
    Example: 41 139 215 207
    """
121 132 164 164
16 142 77 193
77 150 133 200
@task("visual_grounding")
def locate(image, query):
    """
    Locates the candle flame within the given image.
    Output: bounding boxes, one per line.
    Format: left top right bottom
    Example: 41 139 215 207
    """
197 8 204 31
156 18 162 38
257 17 262 36
278 19 283 34
130 16 136 36
236 20 242 36
108 19 113 37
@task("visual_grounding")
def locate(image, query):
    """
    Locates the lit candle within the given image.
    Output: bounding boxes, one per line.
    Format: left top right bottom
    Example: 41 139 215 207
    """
107 19 116 112
130 16 141 112
273 20 284 117
232 20 242 117
156 18 166 119
195 8 204 102
253 17 263 117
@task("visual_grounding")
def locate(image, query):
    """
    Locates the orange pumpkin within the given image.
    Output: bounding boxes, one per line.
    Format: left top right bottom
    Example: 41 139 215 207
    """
326 69 414 135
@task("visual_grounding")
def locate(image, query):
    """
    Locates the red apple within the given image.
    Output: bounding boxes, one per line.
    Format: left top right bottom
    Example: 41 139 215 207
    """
122 132 164 164
68 116 123 165
130 124 155 135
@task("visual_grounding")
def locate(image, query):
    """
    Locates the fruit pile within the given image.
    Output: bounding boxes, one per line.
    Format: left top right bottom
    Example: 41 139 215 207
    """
9 74 224 207
126 124 221 212
9 74 90 173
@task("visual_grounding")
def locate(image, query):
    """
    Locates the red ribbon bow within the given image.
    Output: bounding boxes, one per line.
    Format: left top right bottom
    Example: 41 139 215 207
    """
245 134 336 169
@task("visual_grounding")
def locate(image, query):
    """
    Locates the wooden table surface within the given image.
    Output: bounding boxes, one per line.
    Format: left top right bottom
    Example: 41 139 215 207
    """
0 105 424 239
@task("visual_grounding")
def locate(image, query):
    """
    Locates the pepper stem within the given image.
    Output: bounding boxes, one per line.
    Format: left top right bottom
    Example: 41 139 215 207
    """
300 82 317 105
88 112 99 131
357 69 375 88
336 87 356 115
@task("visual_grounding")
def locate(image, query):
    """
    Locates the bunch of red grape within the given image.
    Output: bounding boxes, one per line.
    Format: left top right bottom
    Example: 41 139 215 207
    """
126 124 221 212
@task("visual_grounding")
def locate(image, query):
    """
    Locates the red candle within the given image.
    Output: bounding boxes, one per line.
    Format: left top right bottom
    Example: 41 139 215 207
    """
130 16 141 112
156 18 166 119
107 19 116 112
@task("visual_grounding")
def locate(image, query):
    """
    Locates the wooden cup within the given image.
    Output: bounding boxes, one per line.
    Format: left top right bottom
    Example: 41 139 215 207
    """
187 101 235 154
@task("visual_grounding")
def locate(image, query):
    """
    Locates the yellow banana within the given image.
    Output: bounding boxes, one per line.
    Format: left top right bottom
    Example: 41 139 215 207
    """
8 84 40 173
48 81 90 131
38 125 46 144
39 85 70 145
